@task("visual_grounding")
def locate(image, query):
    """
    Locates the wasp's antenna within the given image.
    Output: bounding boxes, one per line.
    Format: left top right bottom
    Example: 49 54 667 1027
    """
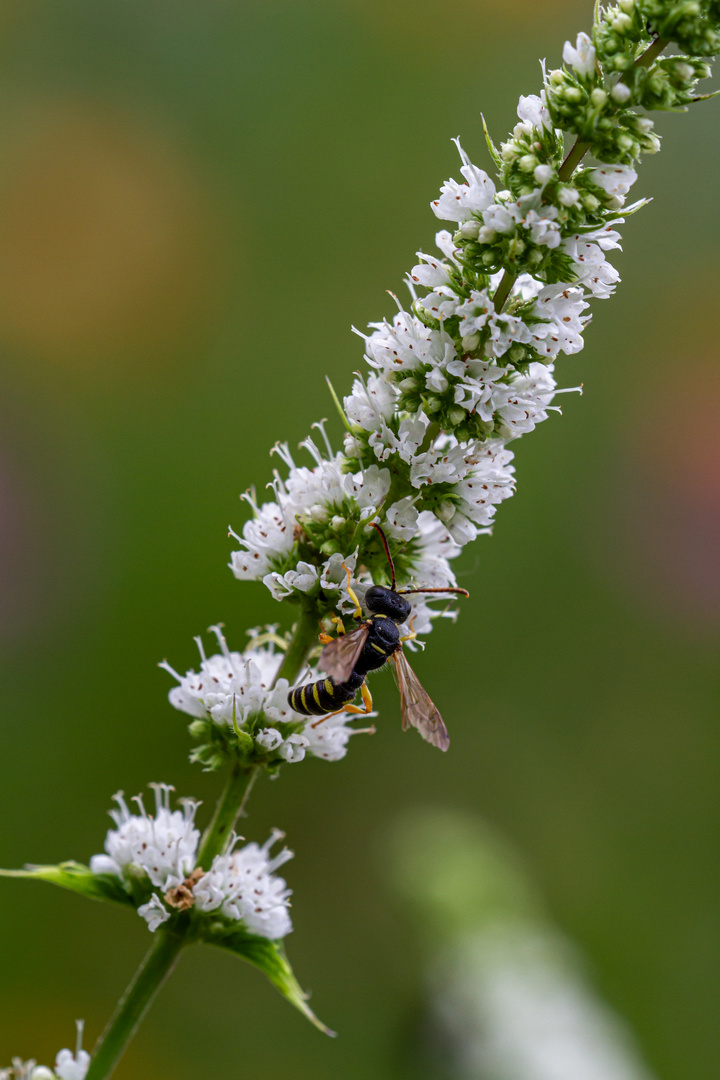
397 586 470 598
368 521 396 591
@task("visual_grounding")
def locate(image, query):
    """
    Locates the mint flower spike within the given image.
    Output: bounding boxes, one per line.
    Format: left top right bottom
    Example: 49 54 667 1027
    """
5 3 720 1072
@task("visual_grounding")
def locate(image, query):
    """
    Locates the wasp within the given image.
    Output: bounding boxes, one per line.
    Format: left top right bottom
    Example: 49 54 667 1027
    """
287 523 468 751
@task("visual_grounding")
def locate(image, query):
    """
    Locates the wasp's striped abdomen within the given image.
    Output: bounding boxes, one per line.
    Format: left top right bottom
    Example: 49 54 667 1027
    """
289 672 363 717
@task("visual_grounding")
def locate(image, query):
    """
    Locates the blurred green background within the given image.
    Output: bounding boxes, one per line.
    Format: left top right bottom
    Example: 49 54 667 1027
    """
0 1 717 1077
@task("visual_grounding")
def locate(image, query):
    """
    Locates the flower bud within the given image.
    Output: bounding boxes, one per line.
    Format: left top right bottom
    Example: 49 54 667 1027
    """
590 88 607 107
565 87 582 103
459 219 481 238
477 226 497 244
330 515 346 530
461 332 480 350
448 406 466 426
558 186 579 206
437 500 456 522
310 504 329 523
31 1069 55 1080
188 720 207 739
582 194 600 211
611 12 632 31
533 163 554 184
611 81 632 103
618 0 634 11
518 154 538 172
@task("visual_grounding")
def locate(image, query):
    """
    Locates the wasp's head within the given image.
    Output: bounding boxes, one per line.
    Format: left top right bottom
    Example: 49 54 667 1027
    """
364 585 412 623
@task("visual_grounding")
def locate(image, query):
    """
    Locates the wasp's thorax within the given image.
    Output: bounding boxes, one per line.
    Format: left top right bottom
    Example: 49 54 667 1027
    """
364 585 412 623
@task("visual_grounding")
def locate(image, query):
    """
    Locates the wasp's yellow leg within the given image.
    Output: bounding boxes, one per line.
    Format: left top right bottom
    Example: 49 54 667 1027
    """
341 562 364 620
342 682 374 716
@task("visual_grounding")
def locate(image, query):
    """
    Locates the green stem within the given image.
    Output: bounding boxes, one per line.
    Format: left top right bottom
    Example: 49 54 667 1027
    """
493 35 669 314
197 762 260 868
557 137 591 181
86 927 185 1080
275 604 320 685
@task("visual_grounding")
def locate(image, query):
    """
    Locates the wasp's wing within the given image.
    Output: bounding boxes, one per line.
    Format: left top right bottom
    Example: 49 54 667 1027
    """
319 623 369 682
390 650 449 752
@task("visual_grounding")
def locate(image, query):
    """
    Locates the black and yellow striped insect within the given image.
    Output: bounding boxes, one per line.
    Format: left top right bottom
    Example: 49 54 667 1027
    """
287 523 468 751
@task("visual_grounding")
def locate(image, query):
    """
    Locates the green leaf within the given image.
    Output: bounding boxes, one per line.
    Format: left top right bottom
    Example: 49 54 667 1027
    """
481 114 503 170
325 375 353 433
0 861 133 906
693 88 720 102
206 925 335 1036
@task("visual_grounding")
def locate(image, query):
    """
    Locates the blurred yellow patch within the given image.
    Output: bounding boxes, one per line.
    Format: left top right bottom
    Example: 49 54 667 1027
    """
0 97 228 373
349 0 578 43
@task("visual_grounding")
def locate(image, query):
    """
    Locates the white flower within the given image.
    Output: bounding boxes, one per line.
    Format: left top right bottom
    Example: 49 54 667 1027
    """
455 290 533 360
278 733 310 762
264 561 318 599
162 629 301 729
482 201 521 235
431 139 496 223
517 93 553 131
368 413 428 466
342 464 391 517
491 364 559 439
410 251 453 288
524 207 561 249
588 164 638 207
385 496 419 541
89 784 200 890
563 234 620 298
420 286 462 322
301 711 371 762
138 893 171 933
563 31 597 78
362 309 456 377
54 1022 90 1080
446 442 516 530
529 285 589 358
344 371 397 428
194 831 293 939
229 499 293 581
255 727 283 751
1 1063 54 1080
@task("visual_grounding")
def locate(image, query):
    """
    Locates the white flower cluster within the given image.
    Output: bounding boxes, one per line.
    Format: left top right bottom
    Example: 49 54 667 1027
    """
193 830 293 940
162 628 369 763
90 785 294 939
1 1024 90 1080
227 78 643 620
